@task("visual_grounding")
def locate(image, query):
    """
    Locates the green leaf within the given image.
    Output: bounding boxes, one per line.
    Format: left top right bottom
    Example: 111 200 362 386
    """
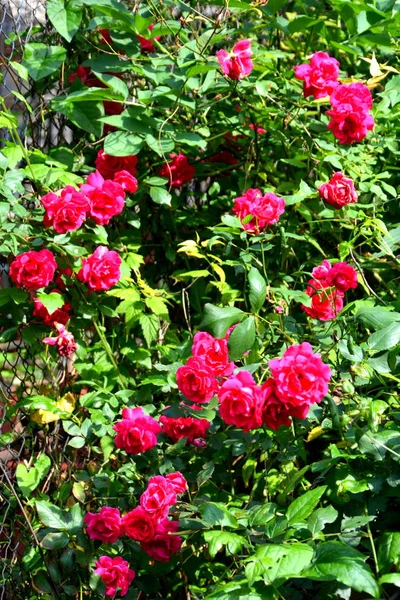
67 437 85 448
175 132 206 150
22 43 67 80
52 99 104 136
16 454 51 497
247 543 314 584
197 461 215 487
286 486 327 526
248 267 266 313
200 304 245 339
368 322 400 351
47 0 82 42
303 541 380 598
36 500 83 533
150 187 172 206
378 532 400 574
139 313 159 347
228 317 256 361
199 502 238 529
380 573 400 587
307 506 338 535
92 72 129 100
203 531 245 558
104 131 144 156
36 292 65 314
248 503 277 527
41 531 69 550
145 134 175 156
0 288 29 307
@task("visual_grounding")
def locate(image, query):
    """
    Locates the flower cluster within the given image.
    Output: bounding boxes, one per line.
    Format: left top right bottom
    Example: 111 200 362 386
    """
295 52 374 144
301 260 358 321
113 407 161 454
232 188 286 234
159 153 195 188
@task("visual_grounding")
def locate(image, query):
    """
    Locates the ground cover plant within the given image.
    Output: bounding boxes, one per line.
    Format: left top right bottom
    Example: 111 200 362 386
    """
1 0 400 598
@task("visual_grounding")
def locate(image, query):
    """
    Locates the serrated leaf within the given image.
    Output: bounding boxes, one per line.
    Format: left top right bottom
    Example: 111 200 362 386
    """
36 501 83 533
199 502 238 529
139 313 159 347
286 486 327 526
248 267 266 313
307 506 338 535
248 543 314 584
368 322 400 351
203 531 245 558
149 187 172 206
228 317 255 361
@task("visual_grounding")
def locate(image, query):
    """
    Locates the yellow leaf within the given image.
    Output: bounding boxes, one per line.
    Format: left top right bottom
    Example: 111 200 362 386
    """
31 409 59 425
56 392 76 414
211 263 226 283
306 426 324 443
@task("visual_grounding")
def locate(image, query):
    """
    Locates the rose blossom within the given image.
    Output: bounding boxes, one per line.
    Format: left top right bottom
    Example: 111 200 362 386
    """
33 290 71 327
140 475 177 521
84 506 122 544
318 172 358 209
261 378 292 430
192 331 234 378
326 262 358 292
218 371 264 432
301 279 344 321
41 186 90 233
249 123 266 134
158 153 195 188
140 519 182 562
94 556 135 598
269 342 331 409
312 259 332 283
10 249 57 291
176 357 218 404
122 506 156 542
165 472 187 495
95 149 138 179
327 82 374 145
233 188 285 233
294 51 340 99
217 39 253 80
114 407 161 455
137 24 161 53
43 322 77 356
77 246 121 292
160 414 210 444
113 170 138 194
80 171 125 225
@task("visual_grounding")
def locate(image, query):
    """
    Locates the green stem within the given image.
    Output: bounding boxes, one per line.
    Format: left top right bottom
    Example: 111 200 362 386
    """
92 318 128 390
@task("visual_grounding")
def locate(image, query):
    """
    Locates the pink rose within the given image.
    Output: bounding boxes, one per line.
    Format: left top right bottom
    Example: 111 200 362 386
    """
312 259 332 283
140 519 182 562
217 39 253 80
160 414 210 444
294 51 340 99
192 332 234 378
301 279 344 321
43 322 77 357
158 153 195 188
261 378 292 430
95 149 138 180
233 188 285 234
10 249 57 291
122 506 156 542
113 407 161 455
113 170 138 194
327 83 374 145
80 171 125 225
318 172 358 209
165 472 187 495
140 475 177 522
176 357 218 404
94 556 135 598
218 371 264 432
41 187 90 233
326 262 358 293
269 342 331 410
77 246 121 292
84 506 122 543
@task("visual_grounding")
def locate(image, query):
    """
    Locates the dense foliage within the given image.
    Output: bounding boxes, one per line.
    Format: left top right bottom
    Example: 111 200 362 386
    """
1 0 400 598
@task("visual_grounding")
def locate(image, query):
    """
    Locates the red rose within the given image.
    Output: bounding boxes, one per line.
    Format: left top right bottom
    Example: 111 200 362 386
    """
311 260 332 283
122 506 156 542
77 246 121 292
41 186 90 233
326 262 358 293
327 83 374 145
68 65 99 87
209 151 239 165
294 51 340 99
165 472 187 495
301 279 344 321
233 188 285 234
80 171 125 225
160 414 210 444
192 332 234 378
113 407 161 455
158 153 195 188
54 267 72 291
10 249 57 291
140 519 182 563
84 506 122 544
95 149 138 180
261 378 292 430
269 342 331 409
94 556 135 598
176 357 218 404
218 370 264 432
113 170 138 194
137 24 161 53
43 323 77 357
33 290 71 327
318 172 358 209
140 475 177 522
